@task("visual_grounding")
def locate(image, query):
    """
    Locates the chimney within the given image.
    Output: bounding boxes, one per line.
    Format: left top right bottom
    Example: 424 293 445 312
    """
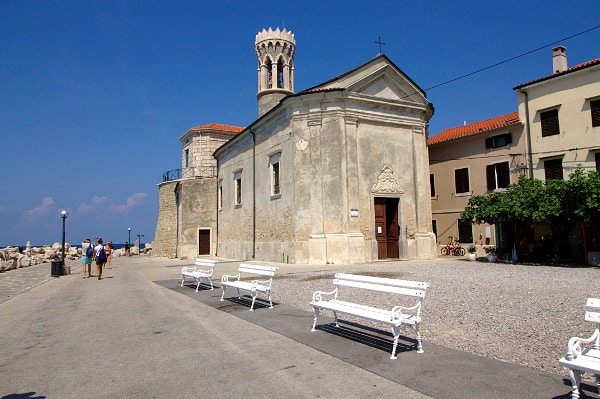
552 46 567 74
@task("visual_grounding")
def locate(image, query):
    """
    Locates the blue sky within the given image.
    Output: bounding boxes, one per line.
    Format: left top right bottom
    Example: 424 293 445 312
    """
1 0 599 247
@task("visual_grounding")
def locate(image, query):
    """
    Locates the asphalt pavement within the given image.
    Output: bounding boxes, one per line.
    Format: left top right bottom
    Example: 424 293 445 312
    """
0 255 576 399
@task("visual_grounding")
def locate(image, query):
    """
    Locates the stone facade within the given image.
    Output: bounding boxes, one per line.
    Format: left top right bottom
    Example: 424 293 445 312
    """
154 28 437 264
215 54 436 264
153 181 178 258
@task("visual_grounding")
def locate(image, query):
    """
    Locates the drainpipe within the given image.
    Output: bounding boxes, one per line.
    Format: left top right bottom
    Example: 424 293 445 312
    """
250 129 256 259
520 89 534 180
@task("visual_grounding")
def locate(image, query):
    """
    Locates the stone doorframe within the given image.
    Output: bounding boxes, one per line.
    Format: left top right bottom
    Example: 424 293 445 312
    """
370 166 408 260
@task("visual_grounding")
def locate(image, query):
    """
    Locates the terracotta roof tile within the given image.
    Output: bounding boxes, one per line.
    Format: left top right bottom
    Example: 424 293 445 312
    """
513 58 600 90
428 112 520 146
190 123 245 133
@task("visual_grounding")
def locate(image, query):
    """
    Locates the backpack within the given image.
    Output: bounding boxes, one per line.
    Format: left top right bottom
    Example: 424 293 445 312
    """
97 247 107 262
85 245 93 258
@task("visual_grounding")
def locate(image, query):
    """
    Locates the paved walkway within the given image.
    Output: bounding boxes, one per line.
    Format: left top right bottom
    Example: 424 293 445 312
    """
0 256 575 398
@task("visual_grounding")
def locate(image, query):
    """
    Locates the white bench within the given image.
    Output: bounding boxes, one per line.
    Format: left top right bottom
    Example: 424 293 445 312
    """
310 273 429 359
559 298 600 399
220 264 278 311
180 259 217 291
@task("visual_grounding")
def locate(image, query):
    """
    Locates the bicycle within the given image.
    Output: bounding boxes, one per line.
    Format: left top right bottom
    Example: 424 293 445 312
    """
441 236 466 256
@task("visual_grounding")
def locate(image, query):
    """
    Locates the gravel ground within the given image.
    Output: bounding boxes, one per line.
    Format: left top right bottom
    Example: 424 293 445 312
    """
274 258 600 378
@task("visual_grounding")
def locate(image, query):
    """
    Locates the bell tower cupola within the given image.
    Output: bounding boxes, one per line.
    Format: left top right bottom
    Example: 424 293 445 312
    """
255 27 296 117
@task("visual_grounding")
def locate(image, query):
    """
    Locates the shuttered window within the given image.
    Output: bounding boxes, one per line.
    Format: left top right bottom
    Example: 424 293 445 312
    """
430 173 436 197
592 99 600 128
486 162 510 190
544 158 563 180
454 168 470 194
485 133 513 149
541 109 560 137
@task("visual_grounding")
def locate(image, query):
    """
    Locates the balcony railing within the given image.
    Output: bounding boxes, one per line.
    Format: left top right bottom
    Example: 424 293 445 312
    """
162 166 216 182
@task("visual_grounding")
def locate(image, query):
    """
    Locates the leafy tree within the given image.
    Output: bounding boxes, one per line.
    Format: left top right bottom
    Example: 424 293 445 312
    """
460 167 600 226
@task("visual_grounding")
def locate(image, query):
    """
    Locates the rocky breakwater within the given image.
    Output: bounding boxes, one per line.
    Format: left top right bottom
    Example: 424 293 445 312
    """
0 242 153 272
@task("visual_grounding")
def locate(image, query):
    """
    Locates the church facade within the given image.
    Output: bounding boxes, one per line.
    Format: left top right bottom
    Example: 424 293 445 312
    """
154 27 437 264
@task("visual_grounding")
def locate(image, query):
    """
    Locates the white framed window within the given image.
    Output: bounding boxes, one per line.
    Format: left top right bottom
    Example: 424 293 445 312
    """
486 161 510 190
234 170 242 206
454 167 470 195
217 179 223 210
269 153 281 196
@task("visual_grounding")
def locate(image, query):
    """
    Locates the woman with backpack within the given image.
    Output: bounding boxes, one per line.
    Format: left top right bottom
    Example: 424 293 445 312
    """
81 238 93 278
93 238 107 280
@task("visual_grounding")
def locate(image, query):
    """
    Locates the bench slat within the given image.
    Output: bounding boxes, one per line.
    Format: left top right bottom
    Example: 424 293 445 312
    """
585 311 600 323
587 298 600 309
333 278 426 298
335 273 429 289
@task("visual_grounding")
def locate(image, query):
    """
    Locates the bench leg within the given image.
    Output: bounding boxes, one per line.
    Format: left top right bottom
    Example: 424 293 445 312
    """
195 278 201 292
415 323 424 354
333 311 339 328
249 290 257 311
220 285 226 301
566 368 582 399
390 326 401 359
266 289 273 309
208 278 213 290
311 307 320 331
181 276 186 288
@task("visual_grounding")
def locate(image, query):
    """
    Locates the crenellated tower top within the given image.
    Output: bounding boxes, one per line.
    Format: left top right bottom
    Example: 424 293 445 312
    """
255 27 296 117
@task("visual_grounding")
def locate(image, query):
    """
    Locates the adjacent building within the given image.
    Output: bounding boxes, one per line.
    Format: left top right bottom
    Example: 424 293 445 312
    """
428 112 524 247
429 46 600 261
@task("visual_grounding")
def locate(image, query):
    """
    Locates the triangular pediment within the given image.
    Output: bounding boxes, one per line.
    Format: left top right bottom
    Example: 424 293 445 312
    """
303 55 428 106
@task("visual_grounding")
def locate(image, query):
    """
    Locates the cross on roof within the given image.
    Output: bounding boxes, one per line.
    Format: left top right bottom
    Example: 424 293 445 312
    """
375 36 385 54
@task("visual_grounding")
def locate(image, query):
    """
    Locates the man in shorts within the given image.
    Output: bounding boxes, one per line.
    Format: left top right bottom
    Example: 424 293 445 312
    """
93 238 108 280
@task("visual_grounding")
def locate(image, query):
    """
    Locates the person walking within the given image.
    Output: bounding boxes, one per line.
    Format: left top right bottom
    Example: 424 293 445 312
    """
105 241 113 269
124 241 130 256
81 238 93 278
93 238 107 280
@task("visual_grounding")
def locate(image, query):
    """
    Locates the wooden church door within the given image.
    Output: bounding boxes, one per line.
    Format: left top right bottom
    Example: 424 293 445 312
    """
374 197 399 259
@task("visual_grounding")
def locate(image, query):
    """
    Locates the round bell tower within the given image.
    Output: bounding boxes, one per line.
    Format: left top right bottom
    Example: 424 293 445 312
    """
255 27 296 117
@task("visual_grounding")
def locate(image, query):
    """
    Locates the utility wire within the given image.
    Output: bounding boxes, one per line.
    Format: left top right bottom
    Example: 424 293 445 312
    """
425 25 600 91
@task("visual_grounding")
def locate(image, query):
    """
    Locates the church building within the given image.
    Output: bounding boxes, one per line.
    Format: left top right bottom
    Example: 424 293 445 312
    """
153 27 437 264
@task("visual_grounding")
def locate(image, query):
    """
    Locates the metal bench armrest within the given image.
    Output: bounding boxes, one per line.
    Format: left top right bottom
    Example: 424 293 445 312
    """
311 288 338 302
566 329 600 360
221 273 240 283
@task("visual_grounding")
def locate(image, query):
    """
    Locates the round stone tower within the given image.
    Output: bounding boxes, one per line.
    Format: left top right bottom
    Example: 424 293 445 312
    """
255 27 296 117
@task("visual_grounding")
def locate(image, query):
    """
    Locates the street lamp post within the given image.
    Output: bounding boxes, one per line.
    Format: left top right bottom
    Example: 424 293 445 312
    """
60 210 69 265
137 234 144 255
128 227 131 247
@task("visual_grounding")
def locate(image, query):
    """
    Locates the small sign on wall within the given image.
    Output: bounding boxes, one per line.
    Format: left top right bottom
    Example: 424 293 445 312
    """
350 209 359 217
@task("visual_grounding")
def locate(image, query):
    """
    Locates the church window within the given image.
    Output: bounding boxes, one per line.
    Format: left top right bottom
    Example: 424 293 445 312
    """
217 180 223 210
270 153 281 196
234 171 242 205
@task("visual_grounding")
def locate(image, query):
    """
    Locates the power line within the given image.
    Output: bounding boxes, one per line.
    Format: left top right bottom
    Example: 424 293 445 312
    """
425 25 600 91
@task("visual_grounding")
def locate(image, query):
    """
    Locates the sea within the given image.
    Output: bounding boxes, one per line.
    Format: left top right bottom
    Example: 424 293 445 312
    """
9 243 145 252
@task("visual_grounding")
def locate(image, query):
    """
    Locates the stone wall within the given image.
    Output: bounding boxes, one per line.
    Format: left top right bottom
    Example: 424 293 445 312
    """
152 181 178 258
177 178 218 259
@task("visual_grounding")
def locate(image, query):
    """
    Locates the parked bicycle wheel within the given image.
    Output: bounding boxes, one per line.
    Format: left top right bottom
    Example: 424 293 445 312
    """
441 247 450 256
454 247 466 256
